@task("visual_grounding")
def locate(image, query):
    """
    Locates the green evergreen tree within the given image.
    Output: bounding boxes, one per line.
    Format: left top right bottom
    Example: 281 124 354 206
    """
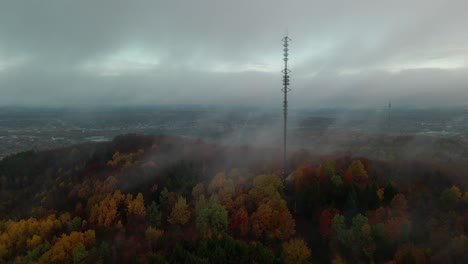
147 201 162 227
72 243 88 264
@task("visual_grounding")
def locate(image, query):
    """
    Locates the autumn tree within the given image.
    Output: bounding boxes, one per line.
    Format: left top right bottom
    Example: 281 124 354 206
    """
320 208 340 240
282 238 312 264
25 241 51 263
107 149 144 169
293 165 314 190
0 215 62 262
39 230 95 264
195 195 228 234
127 192 146 218
250 199 295 241
231 193 248 213
27 234 42 250
368 207 388 225
208 172 234 195
345 160 368 187
229 206 250 238
208 173 235 211
168 196 191 226
89 191 125 228
249 174 284 203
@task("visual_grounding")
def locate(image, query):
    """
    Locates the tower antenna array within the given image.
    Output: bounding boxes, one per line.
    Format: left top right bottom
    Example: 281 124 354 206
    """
281 34 291 181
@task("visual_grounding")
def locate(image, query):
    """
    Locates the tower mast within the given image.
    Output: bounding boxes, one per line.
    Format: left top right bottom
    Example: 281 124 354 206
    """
281 34 291 181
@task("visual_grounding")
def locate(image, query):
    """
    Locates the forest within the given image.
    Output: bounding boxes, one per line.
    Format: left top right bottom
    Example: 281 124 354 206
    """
0 134 466 263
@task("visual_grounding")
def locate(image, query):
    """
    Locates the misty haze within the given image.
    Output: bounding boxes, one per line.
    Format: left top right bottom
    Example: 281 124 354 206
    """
0 1 467 263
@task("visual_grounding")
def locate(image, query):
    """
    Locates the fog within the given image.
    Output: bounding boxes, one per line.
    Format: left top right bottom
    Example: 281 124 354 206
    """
1 0 467 107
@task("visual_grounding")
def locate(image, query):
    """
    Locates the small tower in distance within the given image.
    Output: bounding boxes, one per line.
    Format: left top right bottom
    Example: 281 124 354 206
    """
387 100 392 129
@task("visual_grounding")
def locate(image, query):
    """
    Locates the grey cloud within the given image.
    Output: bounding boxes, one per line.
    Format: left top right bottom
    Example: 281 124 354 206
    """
0 0 467 107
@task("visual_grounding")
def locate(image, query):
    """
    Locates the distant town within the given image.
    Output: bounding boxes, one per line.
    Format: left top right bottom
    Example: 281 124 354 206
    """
2 106 468 163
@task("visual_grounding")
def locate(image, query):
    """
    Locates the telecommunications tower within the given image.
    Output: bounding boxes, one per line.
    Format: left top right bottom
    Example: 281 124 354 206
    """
387 100 392 129
281 35 291 180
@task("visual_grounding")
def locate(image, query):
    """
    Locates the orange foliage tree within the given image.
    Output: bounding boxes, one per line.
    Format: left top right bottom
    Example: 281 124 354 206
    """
250 199 295 241
293 165 314 190
39 230 95 263
127 192 147 218
229 206 250 238
89 191 125 228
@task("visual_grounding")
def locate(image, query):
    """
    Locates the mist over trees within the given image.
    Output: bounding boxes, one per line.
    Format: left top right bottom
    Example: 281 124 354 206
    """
0 134 466 263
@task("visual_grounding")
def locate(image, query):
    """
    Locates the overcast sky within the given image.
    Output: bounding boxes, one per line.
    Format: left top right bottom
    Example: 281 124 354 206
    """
0 0 467 108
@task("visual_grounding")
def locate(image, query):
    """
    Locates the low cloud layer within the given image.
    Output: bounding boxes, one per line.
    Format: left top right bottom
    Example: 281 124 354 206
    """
0 0 467 107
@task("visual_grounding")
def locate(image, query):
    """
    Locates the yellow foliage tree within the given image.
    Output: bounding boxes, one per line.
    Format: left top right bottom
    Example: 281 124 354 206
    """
346 160 368 186
39 230 95 264
0 215 61 261
107 149 144 169
283 238 312 264
127 192 146 218
249 174 283 203
26 234 42 250
69 175 118 208
168 197 191 225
